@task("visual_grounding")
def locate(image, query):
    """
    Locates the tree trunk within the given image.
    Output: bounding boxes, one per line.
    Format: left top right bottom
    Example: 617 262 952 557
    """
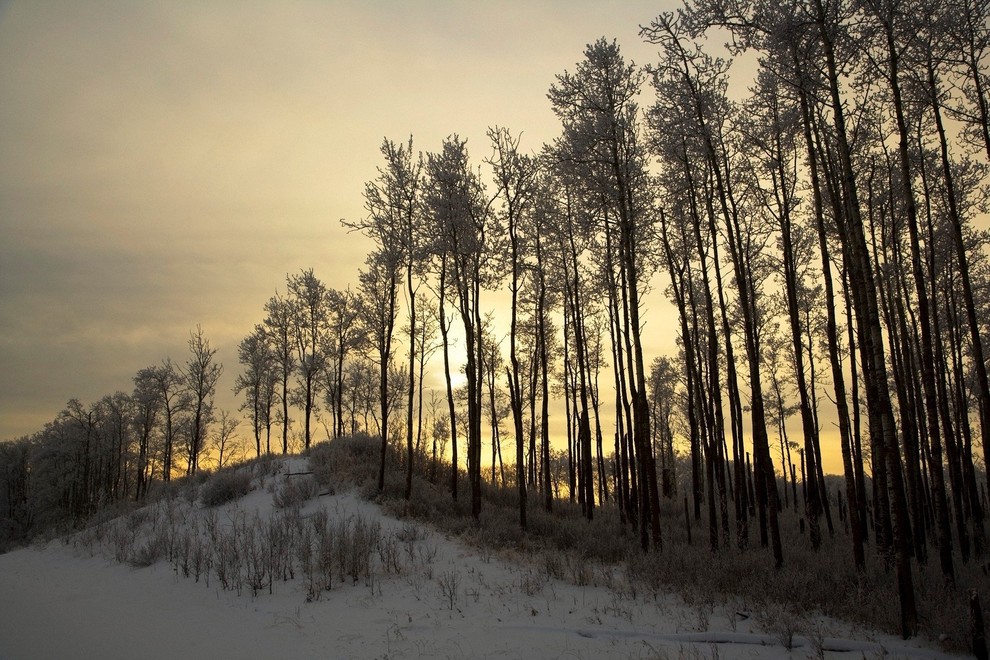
812 0 917 632
405 263 417 500
438 260 459 501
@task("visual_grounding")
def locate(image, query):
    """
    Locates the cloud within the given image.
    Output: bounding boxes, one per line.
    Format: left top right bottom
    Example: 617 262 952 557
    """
0 0 670 440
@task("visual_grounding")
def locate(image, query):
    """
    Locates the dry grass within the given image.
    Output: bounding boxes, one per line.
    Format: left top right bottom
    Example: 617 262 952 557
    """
309 434 988 654
60 435 988 654
69 449 437 603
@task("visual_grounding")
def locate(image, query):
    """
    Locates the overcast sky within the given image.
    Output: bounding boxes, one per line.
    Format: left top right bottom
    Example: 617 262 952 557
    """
0 1 686 442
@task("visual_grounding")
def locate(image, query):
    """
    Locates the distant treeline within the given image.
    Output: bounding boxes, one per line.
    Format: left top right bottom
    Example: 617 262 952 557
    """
0 326 225 549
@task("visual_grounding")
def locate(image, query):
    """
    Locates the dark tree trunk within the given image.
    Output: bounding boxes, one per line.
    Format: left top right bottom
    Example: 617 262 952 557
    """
812 0 917 632
438 259 459 501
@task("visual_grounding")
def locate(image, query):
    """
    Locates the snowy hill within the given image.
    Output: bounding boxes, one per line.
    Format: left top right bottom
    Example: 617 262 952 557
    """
0 453 957 659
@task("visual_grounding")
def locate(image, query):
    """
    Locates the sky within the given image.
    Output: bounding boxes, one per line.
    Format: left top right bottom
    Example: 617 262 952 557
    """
0 1 688 445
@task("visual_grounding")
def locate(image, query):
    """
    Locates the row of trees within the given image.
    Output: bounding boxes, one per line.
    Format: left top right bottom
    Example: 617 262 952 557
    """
652 0 990 635
230 0 990 639
0 327 229 545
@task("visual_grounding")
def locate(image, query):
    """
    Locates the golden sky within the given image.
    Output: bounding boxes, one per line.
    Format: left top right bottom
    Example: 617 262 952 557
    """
0 1 684 443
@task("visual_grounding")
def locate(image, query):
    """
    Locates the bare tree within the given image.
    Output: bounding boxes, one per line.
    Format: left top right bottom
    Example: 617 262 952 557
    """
211 409 242 469
674 0 918 634
264 292 296 454
357 251 401 491
287 269 330 451
480 316 508 487
131 367 162 499
529 175 562 513
487 126 539 528
183 325 223 475
549 38 661 547
648 356 679 500
347 139 414 493
409 292 442 469
234 324 276 457
424 135 503 519
324 287 363 439
148 358 187 481
645 10 781 565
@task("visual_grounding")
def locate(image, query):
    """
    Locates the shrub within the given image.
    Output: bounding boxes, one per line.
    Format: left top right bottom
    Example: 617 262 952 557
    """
251 453 283 479
274 475 317 509
199 470 253 507
129 528 167 567
309 434 379 489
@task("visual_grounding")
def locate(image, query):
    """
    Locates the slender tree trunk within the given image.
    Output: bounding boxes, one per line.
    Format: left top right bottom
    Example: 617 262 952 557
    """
604 223 635 525
660 211 703 532
563 214 595 520
680 141 731 545
405 263 417 500
471 263 485 519
535 230 553 513
698 140 748 544
875 11 955 579
812 0 917 632
416 323 428 474
438 261 459 501
774 128 824 548
509 220 527 530
281 371 289 455
874 198 931 565
701 110 780 564
616 181 661 551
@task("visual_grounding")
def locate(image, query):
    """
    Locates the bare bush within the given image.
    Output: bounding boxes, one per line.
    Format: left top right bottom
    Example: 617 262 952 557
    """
342 514 381 585
108 522 135 563
756 602 804 650
274 475 317 510
377 530 402 575
199 470 253 507
251 454 283 484
519 568 549 596
130 528 167 567
438 569 460 610
296 524 319 601
309 434 379 489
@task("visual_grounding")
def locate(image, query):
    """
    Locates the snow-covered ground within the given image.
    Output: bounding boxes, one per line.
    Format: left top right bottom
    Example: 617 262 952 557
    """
0 458 958 659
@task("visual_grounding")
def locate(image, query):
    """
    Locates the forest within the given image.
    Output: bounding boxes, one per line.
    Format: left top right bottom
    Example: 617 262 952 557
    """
2 0 990 646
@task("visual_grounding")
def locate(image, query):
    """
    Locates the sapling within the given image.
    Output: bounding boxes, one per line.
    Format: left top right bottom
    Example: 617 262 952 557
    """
438 569 460 610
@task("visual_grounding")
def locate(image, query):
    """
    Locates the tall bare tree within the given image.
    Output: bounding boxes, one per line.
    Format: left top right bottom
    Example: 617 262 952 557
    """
549 38 662 549
488 126 539 528
676 0 919 634
424 135 502 519
347 138 417 494
148 358 186 481
264 292 296 454
131 367 162 499
324 287 363 439
356 251 401 492
234 324 276 457
287 269 330 451
211 409 241 469
183 325 222 475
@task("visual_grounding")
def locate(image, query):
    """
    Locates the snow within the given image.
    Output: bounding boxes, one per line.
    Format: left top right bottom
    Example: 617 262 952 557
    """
0 457 959 659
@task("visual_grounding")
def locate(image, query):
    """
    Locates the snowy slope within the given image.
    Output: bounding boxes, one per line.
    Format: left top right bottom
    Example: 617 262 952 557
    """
0 457 957 659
